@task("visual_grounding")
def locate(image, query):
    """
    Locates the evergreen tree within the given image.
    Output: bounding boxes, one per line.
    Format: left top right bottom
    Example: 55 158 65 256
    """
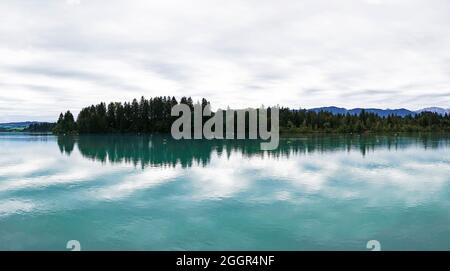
52 97 450 134
53 111 77 134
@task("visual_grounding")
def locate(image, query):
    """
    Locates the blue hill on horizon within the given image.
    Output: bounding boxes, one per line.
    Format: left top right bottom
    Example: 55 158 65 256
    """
308 106 450 117
0 121 40 129
0 121 55 130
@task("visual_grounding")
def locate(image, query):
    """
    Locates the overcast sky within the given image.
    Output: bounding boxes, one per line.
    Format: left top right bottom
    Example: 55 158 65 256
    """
1 0 449 122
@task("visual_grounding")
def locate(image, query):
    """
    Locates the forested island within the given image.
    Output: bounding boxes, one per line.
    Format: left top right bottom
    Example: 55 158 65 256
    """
17 96 450 134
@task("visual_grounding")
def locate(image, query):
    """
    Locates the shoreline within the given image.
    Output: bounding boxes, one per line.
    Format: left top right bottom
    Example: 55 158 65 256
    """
2 131 449 138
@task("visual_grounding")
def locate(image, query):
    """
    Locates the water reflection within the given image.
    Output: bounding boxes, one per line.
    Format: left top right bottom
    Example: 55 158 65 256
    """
57 134 450 168
0 133 449 250
57 136 75 155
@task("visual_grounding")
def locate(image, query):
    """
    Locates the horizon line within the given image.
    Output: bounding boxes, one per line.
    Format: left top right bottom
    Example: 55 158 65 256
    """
1 105 450 124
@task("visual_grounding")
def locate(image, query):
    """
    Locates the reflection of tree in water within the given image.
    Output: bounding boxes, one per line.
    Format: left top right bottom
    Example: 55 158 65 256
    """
57 136 75 155
57 134 450 168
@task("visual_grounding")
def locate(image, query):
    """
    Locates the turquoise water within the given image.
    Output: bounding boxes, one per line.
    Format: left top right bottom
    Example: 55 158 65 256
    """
0 133 449 250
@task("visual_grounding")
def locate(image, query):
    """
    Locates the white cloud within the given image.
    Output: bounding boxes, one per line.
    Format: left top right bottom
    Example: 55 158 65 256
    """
0 0 449 122
66 0 81 6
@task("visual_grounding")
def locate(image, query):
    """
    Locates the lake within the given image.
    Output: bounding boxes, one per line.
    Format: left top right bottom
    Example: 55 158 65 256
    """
0 133 449 250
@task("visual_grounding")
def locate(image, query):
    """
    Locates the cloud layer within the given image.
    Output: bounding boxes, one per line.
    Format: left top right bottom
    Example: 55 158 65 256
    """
1 0 449 121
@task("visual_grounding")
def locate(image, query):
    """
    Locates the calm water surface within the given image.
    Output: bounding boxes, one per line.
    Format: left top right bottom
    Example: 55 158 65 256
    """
0 133 449 250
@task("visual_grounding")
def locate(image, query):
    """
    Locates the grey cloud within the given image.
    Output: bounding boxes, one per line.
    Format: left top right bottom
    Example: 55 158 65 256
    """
10 65 145 92
0 0 449 121
12 66 105 81
0 96 22 103
139 61 190 82
1 82 65 94
402 92 450 103
339 89 399 98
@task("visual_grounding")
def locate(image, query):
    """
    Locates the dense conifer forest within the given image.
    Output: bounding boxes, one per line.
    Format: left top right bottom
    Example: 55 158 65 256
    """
49 96 450 134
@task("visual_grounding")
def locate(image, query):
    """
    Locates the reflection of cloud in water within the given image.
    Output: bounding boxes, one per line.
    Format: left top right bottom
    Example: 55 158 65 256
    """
184 147 449 206
0 170 100 192
0 134 448 215
92 168 182 200
186 150 338 199
187 151 253 199
0 199 36 217
0 157 54 177
337 150 450 206
0 151 131 193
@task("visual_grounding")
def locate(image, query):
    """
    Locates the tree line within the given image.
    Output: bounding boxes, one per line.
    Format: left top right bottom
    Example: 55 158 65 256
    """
54 96 197 134
278 108 450 133
50 96 450 134
24 122 56 132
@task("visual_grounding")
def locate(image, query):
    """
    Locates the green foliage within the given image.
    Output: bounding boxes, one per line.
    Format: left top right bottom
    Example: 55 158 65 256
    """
24 122 56 132
53 111 77 134
53 97 450 134
73 96 195 134
278 108 450 133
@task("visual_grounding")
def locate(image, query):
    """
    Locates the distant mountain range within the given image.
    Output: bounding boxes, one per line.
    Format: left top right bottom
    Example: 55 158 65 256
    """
0 121 40 130
308 107 450 117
